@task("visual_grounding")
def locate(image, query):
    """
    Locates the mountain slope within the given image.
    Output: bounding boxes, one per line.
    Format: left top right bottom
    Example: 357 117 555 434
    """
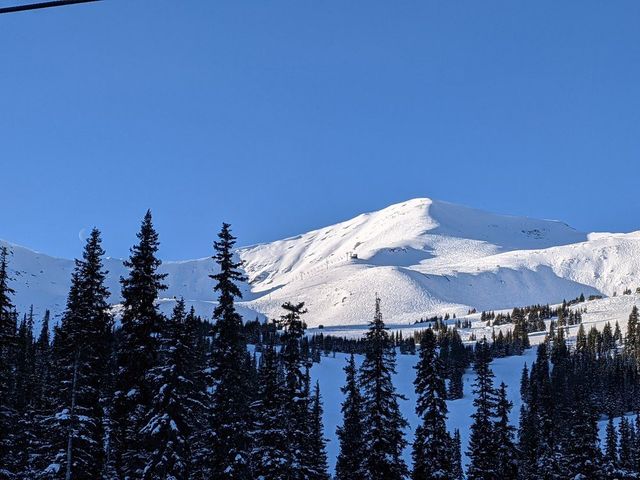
2 198 639 327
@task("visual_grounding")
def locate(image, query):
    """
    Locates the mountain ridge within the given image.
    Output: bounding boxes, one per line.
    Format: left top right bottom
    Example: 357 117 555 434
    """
2 197 638 327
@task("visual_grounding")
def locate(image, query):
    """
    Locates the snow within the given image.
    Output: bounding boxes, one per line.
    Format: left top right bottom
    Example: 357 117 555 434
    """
3 197 640 330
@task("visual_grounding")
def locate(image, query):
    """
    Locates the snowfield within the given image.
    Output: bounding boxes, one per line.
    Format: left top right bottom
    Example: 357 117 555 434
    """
2 197 639 329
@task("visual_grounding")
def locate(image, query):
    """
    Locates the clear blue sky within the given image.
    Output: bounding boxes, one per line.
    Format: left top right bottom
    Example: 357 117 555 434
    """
1 0 639 260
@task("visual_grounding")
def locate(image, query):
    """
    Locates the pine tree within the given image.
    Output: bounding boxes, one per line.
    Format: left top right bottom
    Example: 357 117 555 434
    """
412 329 452 480
450 429 463 480
26 311 52 477
209 223 253 479
563 382 602 479
112 212 168 478
604 416 618 468
0 246 18 477
447 330 465 400
466 340 498 480
42 228 113 479
619 416 634 471
359 296 409 480
520 363 530 403
335 354 366 480
182 307 210 480
252 341 288 480
140 298 205 479
278 301 312 479
307 381 330 480
494 382 517 479
626 306 639 362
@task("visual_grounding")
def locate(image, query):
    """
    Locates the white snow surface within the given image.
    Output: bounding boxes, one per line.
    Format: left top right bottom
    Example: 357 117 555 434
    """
3 197 640 327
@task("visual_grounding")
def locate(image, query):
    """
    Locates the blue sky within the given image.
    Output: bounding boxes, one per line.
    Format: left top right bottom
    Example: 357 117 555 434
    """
1 0 639 260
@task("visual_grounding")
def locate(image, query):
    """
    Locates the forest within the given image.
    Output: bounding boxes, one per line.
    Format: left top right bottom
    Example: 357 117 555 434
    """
1 212 640 479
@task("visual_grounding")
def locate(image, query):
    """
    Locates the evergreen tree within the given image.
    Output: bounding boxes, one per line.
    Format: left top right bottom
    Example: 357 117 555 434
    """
0 246 18 477
209 222 253 479
278 301 313 479
42 228 113 479
252 341 288 480
412 329 452 480
450 429 463 480
335 354 366 480
520 363 530 403
563 383 602 479
13 312 36 476
626 306 640 362
466 340 498 480
140 298 208 479
112 212 168 478
359 296 409 480
308 381 330 480
604 416 618 468
447 330 465 400
494 382 517 479
618 416 634 471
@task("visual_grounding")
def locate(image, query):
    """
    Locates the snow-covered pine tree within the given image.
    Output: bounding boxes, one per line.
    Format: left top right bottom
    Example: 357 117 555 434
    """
41 228 113 479
208 223 253 479
359 295 409 480
466 340 498 480
307 381 330 480
252 340 288 479
335 354 366 480
412 328 452 480
494 382 517 479
140 298 205 479
111 212 168 478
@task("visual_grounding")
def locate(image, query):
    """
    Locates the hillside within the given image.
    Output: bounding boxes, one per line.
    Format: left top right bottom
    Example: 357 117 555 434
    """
2 197 639 327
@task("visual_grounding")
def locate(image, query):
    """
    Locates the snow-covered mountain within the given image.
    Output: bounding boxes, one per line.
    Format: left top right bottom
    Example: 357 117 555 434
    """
3 198 640 327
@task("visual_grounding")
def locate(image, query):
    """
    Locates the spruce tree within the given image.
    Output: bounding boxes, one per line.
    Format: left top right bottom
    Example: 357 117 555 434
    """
278 301 312 479
626 306 640 362
209 222 253 479
308 381 330 480
563 382 602 479
336 354 366 480
466 340 498 480
112 212 168 478
447 330 465 400
359 296 409 480
450 429 463 480
604 416 618 468
140 298 205 479
412 329 452 480
0 246 18 477
619 416 633 471
494 382 517 479
43 228 113 479
252 340 288 480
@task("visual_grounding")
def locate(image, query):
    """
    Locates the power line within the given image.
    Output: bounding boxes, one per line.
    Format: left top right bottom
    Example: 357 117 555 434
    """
0 0 101 14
